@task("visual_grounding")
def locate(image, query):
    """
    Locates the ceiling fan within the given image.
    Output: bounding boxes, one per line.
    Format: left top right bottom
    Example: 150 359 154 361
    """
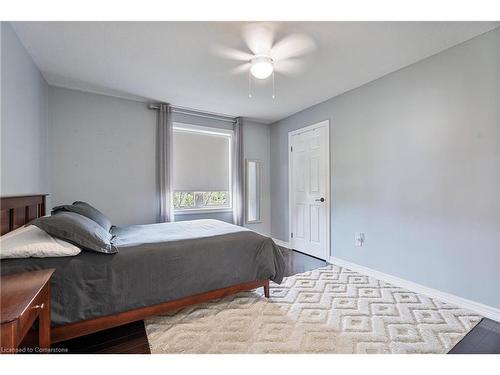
213 23 317 99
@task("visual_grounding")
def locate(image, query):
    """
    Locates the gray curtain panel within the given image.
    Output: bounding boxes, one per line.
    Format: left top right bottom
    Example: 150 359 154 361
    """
232 117 244 226
157 103 175 222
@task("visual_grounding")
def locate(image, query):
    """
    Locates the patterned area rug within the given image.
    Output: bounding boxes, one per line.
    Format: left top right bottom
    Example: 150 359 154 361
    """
145 265 482 353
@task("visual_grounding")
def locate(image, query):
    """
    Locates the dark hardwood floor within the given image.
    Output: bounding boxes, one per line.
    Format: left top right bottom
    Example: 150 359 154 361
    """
281 247 329 277
46 249 500 354
55 320 150 354
449 318 500 354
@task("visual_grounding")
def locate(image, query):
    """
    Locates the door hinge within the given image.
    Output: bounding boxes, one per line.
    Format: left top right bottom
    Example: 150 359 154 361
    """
291 232 294 238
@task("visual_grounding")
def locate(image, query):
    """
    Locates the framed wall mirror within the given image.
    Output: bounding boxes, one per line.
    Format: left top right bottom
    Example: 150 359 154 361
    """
245 159 263 224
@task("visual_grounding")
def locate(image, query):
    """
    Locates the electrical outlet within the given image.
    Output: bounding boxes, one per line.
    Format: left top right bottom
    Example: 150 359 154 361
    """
355 233 365 247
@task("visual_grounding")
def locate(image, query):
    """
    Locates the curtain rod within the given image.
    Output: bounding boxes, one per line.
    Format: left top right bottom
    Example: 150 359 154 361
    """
148 104 237 124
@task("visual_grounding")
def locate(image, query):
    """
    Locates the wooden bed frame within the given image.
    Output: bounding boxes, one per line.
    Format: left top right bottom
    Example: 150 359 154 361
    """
0 195 270 344
0 195 46 235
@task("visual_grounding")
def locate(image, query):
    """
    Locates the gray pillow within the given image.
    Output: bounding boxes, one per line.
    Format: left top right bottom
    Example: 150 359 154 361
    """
52 201 112 232
32 212 117 254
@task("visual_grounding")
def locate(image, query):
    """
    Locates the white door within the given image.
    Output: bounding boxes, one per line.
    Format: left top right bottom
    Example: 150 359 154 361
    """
289 121 329 260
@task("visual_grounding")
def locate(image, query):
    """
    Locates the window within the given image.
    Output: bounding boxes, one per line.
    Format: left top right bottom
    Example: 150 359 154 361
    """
173 191 230 210
173 123 232 212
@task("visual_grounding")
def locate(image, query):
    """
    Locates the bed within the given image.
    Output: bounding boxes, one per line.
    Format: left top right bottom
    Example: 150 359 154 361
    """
0 195 285 343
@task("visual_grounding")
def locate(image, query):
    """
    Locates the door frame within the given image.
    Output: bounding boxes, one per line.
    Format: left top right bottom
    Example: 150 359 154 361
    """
288 119 331 260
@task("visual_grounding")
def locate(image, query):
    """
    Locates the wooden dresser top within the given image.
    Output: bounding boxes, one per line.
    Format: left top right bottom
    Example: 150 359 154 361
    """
1 269 55 324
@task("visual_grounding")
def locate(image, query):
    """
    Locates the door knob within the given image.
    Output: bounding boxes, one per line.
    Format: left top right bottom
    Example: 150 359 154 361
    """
315 198 325 202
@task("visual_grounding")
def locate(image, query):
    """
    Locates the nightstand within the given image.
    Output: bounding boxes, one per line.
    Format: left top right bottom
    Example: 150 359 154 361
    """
1 269 55 354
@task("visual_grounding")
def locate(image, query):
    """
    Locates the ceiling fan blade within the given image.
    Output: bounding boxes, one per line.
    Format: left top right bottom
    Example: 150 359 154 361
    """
274 59 306 75
229 62 251 75
270 34 316 61
242 23 275 55
211 45 253 62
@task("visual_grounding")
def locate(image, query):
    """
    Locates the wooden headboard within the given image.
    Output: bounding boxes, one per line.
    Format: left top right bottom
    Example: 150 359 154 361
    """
0 195 47 235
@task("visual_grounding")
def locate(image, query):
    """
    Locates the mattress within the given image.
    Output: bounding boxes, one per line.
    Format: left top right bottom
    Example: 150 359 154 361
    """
0 219 285 326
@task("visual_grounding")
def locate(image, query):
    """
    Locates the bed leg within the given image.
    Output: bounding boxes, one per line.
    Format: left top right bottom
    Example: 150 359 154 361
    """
263 280 270 298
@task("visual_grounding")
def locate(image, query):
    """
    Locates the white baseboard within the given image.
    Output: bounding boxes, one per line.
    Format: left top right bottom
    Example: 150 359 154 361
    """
272 238 291 249
330 256 500 322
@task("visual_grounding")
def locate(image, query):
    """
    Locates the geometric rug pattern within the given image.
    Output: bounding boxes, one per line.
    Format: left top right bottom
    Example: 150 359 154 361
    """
144 265 482 354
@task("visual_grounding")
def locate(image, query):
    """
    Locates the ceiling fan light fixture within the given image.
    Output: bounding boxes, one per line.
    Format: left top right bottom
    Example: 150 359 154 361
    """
250 56 274 79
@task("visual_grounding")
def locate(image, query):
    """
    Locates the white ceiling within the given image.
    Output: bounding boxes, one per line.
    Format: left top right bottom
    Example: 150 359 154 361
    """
11 21 499 123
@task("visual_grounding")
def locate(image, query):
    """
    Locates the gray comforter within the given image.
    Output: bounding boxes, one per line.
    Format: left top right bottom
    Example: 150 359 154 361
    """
0 220 285 326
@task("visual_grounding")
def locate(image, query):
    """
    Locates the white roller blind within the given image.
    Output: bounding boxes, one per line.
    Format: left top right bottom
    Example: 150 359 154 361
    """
173 129 231 191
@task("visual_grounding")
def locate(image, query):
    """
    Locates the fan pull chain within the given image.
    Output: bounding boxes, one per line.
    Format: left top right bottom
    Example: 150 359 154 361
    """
272 71 276 99
248 69 252 98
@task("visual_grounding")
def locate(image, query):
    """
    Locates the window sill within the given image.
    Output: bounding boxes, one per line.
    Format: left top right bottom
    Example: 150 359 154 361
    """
174 208 233 215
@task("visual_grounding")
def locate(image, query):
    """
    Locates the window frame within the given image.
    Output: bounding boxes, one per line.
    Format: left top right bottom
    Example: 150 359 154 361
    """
172 122 233 215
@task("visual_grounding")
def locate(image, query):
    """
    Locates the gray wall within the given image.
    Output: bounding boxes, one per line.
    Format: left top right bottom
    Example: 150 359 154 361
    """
1 22 49 196
48 87 272 231
48 86 157 225
270 28 500 308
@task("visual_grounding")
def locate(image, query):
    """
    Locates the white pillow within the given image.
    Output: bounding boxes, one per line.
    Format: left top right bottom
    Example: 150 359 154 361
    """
0 225 81 259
